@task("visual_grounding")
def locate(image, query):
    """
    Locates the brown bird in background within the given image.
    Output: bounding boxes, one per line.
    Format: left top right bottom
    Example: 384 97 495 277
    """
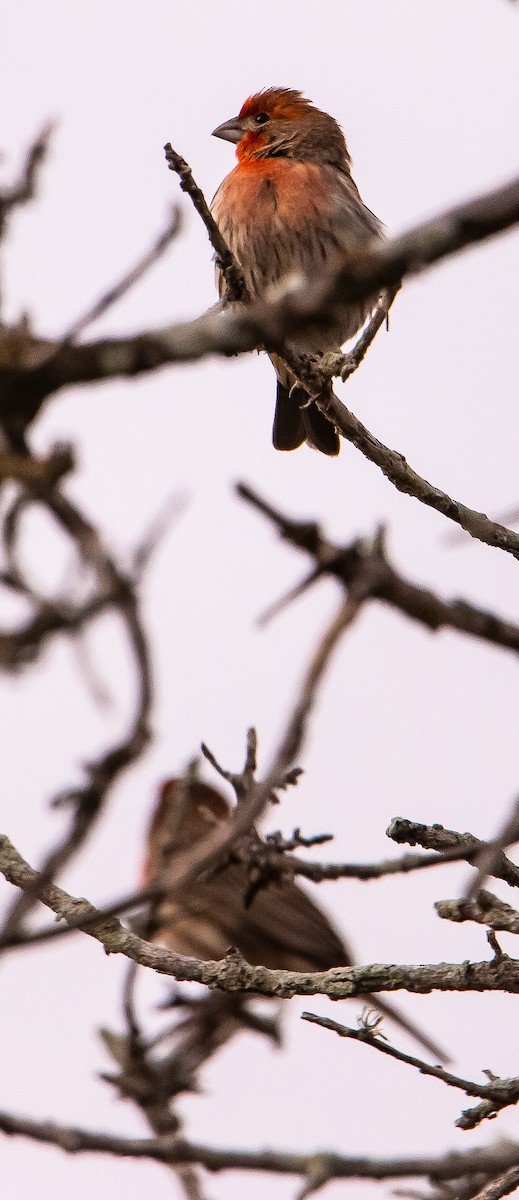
141 778 447 1061
210 87 384 455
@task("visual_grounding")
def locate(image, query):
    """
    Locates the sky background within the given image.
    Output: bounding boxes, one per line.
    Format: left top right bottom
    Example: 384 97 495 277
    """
1 1 519 1197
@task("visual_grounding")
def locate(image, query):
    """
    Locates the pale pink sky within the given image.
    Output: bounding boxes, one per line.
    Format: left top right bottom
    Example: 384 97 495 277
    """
2 2 519 1198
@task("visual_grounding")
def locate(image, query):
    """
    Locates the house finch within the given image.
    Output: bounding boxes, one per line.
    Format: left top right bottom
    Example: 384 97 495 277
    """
141 778 447 1060
210 87 383 456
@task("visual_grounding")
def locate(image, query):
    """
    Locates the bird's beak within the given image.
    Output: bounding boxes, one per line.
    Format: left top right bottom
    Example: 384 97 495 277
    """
211 116 246 145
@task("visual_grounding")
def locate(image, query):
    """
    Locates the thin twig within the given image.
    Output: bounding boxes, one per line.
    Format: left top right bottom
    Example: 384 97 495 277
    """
301 1012 519 1128
60 205 182 343
131 489 188 577
0 591 118 672
0 122 54 238
464 798 519 902
164 143 246 301
236 841 491 885
317 285 400 383
237 483 519 649
0 476 153 942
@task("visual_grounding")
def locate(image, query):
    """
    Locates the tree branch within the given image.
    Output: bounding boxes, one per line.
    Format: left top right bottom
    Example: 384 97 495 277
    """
0 472 153 941
388 820 519 889
470 1166 519 1200
2 1108 519 1185
60 204 182 343
0 581 360 955
0 832 478 955
0 123 54 238
436 891 519 934
3 172 519 566
302 1012 519 1129
3 834 519 999
164 143 246 302
237 484 519 645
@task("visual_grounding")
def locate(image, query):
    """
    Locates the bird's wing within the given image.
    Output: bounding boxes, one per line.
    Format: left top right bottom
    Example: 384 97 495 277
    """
174 862 352 971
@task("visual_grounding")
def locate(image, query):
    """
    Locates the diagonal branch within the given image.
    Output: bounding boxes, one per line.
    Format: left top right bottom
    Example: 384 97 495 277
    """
60 204 182 343
464 798 519 902
164 143 246 301
316 396 519 560
470 1166 519 1200
161 154 519 346
3 833 519 1000
164 139 397 397
3 172 519 565
237 484 519 643
302 1012 519 1128
0 837 478 955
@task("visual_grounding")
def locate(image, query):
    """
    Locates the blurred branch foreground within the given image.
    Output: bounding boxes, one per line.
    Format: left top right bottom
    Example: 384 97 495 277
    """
1 123 519 1200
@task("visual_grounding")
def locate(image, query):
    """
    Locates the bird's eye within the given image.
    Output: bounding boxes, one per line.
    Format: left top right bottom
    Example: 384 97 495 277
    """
254 112 270 125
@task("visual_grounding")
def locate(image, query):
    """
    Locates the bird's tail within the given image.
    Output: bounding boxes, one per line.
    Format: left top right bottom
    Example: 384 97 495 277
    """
273 381 340 457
